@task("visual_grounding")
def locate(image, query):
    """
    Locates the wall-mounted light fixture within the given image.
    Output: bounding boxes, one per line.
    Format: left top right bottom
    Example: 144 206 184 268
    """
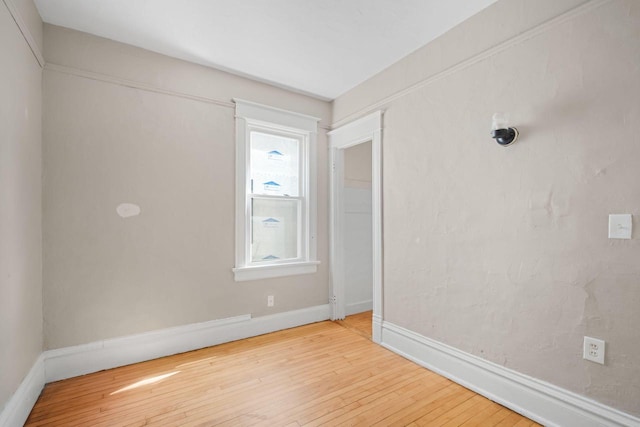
491 112 519 147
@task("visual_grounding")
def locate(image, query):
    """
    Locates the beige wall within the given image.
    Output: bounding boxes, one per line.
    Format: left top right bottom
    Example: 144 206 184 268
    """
12 0 43 53
333 0 591 126
42 25 331 349
344 141 372 189
333 0 640 417
0 0 43 410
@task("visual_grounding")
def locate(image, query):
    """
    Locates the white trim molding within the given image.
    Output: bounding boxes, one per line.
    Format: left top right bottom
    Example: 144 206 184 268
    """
0 304 331 425
234 98 321 131
381 321 640 427
44 304 331 382
328 111 383 344
7 310 636 427
372 313 383 344
233 260 320 282
0 354 45 427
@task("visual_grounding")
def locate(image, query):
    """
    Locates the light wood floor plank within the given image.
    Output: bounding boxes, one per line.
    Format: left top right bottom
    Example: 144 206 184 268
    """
25 312 539 426
458 401 505 426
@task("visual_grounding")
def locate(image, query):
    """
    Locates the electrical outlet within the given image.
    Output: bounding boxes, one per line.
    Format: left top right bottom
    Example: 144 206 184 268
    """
267 295 274 307
583 336 605 364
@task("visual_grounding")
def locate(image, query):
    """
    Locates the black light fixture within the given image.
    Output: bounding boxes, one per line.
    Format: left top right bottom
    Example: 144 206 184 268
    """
491 112 519 146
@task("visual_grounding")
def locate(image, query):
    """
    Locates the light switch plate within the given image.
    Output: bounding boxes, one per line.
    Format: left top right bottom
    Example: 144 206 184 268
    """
608 214 632 239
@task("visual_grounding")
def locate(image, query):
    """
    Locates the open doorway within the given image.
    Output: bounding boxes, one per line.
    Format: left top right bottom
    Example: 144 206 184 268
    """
328 111 382 343
343 142 373 316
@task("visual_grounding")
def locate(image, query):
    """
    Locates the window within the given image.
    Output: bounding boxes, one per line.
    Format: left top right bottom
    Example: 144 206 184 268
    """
233 99 320 281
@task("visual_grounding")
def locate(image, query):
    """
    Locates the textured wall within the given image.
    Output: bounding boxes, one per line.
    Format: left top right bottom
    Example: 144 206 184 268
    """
43 26 331 349
333 0 590 125
333 0 640 417
0 0 43 411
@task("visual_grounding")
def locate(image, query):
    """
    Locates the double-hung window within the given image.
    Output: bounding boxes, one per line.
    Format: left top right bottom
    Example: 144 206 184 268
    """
233 99 320 281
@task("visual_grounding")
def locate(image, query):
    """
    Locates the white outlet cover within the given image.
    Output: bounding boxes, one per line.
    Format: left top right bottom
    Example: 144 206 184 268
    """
583 336 605 364
608 214 632 239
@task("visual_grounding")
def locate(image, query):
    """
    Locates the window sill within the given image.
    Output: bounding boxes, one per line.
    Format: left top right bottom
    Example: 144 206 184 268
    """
233 261 320 282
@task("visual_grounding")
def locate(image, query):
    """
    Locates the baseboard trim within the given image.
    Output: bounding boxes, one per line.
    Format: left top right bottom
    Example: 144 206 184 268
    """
0 354 45 427
0 304 331 425
345 299 373 316
45 304 331 382
16 308 635 426
372 313 382 344
381 321 640 427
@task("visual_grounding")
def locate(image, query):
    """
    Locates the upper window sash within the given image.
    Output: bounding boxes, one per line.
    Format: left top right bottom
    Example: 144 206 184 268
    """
248 130 307 197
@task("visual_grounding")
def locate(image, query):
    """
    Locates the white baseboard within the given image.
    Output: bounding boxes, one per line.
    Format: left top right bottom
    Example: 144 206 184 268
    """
0 304 330 426
372 313 382 344
45 304 331 382
14 308 635 427
0 354 45 427
0 304 331 427
381 321 640 427
345 299 373 316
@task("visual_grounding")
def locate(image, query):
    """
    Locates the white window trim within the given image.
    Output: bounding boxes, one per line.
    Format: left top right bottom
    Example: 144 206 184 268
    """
233 99 320 282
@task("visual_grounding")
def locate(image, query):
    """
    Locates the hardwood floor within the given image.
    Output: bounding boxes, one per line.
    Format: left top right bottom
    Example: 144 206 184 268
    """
334 310 372 339
26 315 540 426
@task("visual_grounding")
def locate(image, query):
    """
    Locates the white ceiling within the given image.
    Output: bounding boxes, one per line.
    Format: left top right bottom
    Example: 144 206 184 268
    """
34 0 497 100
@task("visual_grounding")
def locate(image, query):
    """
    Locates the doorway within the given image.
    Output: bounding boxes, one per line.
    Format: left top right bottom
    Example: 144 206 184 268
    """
343 141 373 316
328 111 382 343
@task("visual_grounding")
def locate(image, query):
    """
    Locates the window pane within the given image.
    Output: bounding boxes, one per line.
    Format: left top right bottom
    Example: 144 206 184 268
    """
250 131 299 197
251 198 299 262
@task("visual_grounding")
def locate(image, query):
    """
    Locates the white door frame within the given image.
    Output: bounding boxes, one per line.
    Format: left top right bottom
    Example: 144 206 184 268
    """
328 111 383 343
